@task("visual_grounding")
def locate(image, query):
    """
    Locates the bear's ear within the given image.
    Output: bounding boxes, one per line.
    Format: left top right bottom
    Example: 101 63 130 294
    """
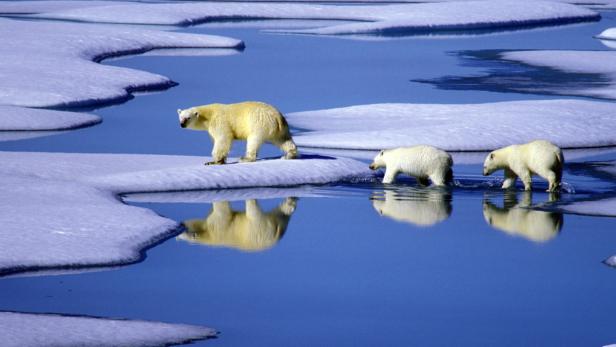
177 109 182 115
378 150 384 156
490 153 494 159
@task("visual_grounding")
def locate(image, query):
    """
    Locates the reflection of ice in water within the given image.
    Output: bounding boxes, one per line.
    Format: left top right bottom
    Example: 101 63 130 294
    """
179 198 297 252
371 188 452 227
483 191 563 243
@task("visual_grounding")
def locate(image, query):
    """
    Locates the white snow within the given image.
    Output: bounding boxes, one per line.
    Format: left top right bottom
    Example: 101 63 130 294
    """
604 255 616 267
0 18 242 109
0 311 216 347
500 49 616 99
0 130 67 142
24 0 598 35
0 106 100 131
287 100 616 151
300 147 616 164
0 1 124 14
281 1 599 35
0 151 370 275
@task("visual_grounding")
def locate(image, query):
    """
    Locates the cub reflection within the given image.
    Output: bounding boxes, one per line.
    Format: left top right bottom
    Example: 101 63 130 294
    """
178 197 297 252
483 191 563 243
371 188 452 227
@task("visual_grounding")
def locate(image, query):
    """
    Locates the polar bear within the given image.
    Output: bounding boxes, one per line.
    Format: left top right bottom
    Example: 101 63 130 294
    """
178 198 297 252
177 101 298 165
483 191 563 243
483 140 563 192
371 188 452 227
369 145 453 186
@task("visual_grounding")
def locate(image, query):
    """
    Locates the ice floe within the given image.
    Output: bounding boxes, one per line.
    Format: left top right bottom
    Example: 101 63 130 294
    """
0 18 242 109
558 161 616 217
498 49 616 99
0 1 123 14
0 106 100 131
0 151 370 276
559 197 616 217
1 311 215 347
23 0 599 35
287 100 616 151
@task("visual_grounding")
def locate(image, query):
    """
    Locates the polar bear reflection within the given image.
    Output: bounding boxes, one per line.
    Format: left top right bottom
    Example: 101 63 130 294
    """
483 192 563 243
179 198 297 252
371 189 452 227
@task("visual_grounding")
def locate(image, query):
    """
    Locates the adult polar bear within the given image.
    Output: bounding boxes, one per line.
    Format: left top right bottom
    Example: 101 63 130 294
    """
483 140 563 192
178 101 298 165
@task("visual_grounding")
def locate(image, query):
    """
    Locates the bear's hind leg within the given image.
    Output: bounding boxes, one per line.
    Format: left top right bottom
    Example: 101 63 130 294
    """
278 139 298 160
545 170 560 192
241 136 263 163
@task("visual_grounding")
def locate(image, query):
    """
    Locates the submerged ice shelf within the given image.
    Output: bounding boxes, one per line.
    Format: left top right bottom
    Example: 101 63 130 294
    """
0 151 371 276
287 100 616 151
1 311 216 347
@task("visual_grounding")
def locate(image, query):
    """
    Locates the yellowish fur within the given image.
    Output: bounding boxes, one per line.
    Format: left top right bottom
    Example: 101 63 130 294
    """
369 145 453 186
483 140 564 192
483 192 562 243
178 101 298 164
178 198 297 252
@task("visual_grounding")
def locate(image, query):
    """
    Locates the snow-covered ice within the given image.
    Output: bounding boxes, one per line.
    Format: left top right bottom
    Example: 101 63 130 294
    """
0 311 216 347
500 49 616 99
280 1 599 36
23 0 599 35
558 161 616 217
287 100 616 151
0 106 100 131
560 197 616 217
0 151 371 276
0 18 242 109
0 1 124 14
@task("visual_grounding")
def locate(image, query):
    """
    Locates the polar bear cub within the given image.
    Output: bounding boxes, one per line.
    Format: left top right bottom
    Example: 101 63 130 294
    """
483 140 563 192
369 145 453 185
178 101 298 165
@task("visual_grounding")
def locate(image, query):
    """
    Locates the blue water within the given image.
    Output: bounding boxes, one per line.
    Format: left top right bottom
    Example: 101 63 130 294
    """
1 15 616 347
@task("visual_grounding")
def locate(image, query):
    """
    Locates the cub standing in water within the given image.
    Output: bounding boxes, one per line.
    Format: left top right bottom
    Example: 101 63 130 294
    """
483 140 563 192
369 145 453 186
178 101 298 165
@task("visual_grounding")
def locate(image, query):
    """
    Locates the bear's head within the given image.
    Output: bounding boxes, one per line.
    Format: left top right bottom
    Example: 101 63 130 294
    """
483 151 498 176
369 150 386 170
177 108 199 128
